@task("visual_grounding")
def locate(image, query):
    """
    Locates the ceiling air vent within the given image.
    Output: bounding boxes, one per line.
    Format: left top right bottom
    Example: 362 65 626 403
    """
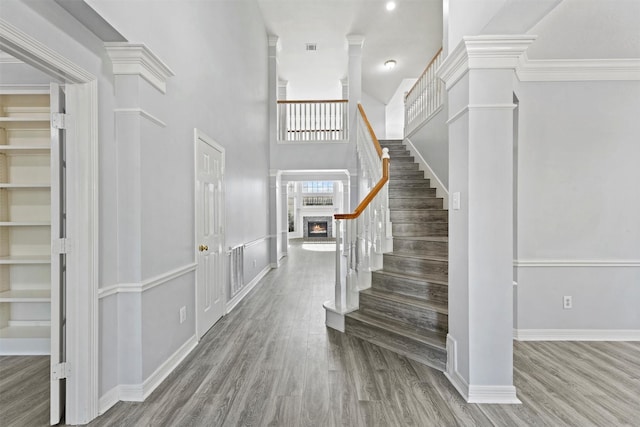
305 43 318 52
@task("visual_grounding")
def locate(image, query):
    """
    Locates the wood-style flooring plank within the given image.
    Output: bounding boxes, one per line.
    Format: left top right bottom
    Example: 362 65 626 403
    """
2 241 640 427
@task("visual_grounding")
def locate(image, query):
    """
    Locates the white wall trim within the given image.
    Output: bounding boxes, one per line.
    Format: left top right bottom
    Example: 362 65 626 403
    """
404 137 449 208
98 263 197 298
468 386 521 404
438 35 537 89
98 386 119 415
514 259 640 268
445 334 521 404
0 19 94 83
225 264 271 314
0 51 21 63
446 106 469 125
518 56 640 82
514 329 640 341
101 334 198 409
113 108 167 127
104 42 175 93
141 334 198 400
244 236 270 248
0 17 100 424
0 84 49 94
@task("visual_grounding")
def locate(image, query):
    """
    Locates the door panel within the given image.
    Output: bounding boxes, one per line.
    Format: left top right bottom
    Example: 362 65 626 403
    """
50 83 65 425
195 132 225 338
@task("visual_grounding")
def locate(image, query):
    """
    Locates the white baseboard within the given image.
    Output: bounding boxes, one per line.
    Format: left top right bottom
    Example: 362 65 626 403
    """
226 265 271 314
445 334 521 404
514 329 640 341
100 334 198 411
404 137 449 209
141 334 198 400
98 386 120 415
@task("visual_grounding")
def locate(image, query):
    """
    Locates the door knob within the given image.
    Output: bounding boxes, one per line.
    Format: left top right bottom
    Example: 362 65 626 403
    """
199 244 209 252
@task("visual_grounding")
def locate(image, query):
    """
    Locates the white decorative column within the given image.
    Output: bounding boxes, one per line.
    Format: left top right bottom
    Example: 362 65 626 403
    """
341 78 349 100
438 35 535 404
268 36 280 267
104 42 174 388
346 35 364 144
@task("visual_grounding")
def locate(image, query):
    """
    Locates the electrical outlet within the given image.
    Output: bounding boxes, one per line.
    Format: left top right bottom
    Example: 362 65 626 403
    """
179 306 186 323
563 296 572 309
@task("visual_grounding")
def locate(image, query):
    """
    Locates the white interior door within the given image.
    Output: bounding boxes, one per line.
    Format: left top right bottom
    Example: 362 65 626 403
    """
50 83 66 425
195 130 225 338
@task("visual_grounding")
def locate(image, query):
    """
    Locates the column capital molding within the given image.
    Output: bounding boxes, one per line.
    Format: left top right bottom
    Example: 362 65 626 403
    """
105 42 175 93
268 35 280 47
346 34 365 47
438 35 537 89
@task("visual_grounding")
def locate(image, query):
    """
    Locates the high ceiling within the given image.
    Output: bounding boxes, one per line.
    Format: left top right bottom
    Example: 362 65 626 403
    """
257 0 443 104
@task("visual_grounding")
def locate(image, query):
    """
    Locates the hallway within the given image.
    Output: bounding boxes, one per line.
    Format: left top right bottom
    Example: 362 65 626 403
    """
87 240 639 426
2 240 639 426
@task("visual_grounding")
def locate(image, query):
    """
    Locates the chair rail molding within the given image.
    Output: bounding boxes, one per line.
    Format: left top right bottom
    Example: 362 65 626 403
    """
98 263 198 299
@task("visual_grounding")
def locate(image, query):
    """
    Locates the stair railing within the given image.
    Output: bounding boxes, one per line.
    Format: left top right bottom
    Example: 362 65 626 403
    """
404 47 443 136
277 99 348 142
324 104 393 331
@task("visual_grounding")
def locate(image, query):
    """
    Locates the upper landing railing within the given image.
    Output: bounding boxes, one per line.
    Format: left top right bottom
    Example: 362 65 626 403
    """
324 104 393 329
404 47 444 136
277 99 348 142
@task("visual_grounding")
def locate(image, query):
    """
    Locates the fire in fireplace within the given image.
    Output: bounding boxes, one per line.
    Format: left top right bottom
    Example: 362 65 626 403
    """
308 221 328 238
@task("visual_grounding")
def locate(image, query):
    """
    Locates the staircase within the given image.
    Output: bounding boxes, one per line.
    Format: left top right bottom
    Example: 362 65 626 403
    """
344 139 448 371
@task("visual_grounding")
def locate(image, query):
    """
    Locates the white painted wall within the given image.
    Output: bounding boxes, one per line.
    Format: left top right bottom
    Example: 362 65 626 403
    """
360 91 385 139
385 78 416 139
88 0 271 392
515 80 640 332
405 100 449 189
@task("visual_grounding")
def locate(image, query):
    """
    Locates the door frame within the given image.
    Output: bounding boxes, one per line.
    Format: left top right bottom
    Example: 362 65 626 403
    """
193 129 225 340
0 19 99 424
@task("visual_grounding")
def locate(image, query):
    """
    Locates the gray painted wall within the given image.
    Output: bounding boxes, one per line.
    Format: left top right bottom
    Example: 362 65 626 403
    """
514 80 640 331
3 0 271 398
406 99 449 189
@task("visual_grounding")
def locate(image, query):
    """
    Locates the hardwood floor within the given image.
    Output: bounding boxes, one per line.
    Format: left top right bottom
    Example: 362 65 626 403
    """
1 240 639 426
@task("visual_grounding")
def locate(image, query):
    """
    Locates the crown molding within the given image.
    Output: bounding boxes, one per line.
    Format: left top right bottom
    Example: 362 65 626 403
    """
517 55 640 81
104 42 175 93
438 35 537 89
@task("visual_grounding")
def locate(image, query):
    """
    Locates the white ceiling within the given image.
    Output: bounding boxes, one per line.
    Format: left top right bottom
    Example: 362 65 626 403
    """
257 0 443 104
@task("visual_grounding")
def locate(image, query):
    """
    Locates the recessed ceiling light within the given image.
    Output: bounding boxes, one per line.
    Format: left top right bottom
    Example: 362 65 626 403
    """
386 2 396 11
384 60 397 70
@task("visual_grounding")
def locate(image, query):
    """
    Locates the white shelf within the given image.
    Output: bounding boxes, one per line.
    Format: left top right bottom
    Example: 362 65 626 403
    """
0 145 50 154
0 255 51 264
0 289 50 302
0 121 49 131
0 183 50 189
0 326 50 355
0 222 51 227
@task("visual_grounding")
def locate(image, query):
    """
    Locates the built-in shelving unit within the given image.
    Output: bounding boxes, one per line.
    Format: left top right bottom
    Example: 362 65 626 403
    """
0 92 52 355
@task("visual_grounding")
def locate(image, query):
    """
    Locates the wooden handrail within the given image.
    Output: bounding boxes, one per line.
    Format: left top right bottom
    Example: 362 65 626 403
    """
405 47 443 100
334 103 389 220
335 158 389 220
357 103 382 158
277 99 348 104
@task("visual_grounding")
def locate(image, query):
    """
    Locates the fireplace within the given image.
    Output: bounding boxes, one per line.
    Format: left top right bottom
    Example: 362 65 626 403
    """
308 221 328 238
303 216 333 240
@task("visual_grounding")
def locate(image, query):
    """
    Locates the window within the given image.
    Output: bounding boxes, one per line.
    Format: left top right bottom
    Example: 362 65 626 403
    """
302 181 333 193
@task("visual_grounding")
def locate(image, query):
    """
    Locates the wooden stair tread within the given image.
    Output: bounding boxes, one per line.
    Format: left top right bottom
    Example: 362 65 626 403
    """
373 269 448 286
361 288 448 315
346 311 446 349
394 236 448 242
386 252 448 263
